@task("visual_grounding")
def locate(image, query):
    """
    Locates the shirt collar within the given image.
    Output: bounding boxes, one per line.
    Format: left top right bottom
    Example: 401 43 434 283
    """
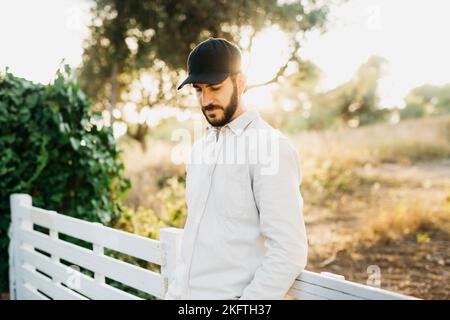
206 109 260 137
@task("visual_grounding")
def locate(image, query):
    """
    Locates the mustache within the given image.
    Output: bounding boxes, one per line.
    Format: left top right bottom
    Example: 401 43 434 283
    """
203 104 223 112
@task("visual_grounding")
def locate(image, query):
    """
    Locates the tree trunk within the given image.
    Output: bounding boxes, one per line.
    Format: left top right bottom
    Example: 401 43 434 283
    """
109 61 119 125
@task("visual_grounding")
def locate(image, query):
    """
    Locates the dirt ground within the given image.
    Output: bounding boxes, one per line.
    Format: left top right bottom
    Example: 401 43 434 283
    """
304 160 450 300
307 226 449 299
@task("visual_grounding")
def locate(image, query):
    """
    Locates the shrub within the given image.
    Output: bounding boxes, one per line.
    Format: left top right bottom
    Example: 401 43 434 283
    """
355 199 450 245
0 67 130 292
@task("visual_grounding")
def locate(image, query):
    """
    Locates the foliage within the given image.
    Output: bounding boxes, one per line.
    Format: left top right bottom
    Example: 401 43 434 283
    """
0 67 130 291
400 83 450 120
78 0 331 147
155 175 187 229
320 56 390 127
113 205 165 240
270 56 391 132
302 160 366 205
112 175 187 238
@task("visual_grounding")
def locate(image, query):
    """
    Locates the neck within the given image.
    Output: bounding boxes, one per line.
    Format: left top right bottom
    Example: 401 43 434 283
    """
230 102 246 122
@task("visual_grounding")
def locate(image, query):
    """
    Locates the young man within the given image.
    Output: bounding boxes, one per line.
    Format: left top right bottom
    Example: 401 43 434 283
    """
165 38 308 300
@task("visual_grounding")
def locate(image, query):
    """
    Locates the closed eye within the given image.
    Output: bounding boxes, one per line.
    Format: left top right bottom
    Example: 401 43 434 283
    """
193 86 221 92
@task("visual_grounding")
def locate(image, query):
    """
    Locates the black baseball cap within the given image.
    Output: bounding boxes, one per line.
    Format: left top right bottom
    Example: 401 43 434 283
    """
177 38 242 90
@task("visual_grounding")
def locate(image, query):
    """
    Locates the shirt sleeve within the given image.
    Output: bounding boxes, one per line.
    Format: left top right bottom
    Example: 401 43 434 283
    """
239 137 308 300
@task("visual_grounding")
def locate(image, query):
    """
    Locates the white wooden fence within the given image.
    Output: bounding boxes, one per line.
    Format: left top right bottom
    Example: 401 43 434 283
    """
8 193 416 300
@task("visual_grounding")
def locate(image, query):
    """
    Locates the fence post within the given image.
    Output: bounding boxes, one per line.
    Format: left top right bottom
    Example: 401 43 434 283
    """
160 227 183 299
9 193 32 300
93 222 106 286
47 211 61 286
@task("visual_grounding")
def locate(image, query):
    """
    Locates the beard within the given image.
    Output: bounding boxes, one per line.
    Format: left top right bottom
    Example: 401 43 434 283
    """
201 80 238 127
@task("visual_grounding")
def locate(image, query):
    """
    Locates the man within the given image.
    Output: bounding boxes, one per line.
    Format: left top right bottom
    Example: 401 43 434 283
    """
165 38 308 300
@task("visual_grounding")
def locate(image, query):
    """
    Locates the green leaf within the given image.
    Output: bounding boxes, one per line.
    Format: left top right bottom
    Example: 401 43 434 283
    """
59 122 70 134
70 137 80 150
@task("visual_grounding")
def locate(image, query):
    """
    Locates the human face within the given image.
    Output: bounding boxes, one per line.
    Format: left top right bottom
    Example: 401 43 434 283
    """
193 76 239 127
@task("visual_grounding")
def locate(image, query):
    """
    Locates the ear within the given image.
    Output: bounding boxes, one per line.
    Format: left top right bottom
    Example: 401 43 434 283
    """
237 72 247 95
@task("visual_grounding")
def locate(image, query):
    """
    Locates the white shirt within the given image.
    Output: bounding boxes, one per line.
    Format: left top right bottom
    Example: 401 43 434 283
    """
164 109 308 300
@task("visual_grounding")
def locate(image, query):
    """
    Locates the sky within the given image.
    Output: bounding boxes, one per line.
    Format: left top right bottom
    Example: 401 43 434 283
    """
1 0 449 110
0 0 90 83
300 0 450 107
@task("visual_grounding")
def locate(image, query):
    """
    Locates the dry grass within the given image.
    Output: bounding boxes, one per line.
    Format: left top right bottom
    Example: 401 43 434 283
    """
306 193 450 299
375 140 450 163
290 114 450 165
354 197 450 246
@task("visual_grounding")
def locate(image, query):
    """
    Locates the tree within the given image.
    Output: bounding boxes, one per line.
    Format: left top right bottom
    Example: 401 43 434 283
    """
267 55 391 132
400 83 450 119
78 0 331 149
319 55 389 128
268 59 323 131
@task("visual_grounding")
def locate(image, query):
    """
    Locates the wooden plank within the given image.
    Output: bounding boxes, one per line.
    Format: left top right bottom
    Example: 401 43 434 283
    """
297 270 416 300
292 280 364 300
287 287 328 300
18 245 142 300
160 228 184 297
20 283 50 300
18 205 162 265
20 263 88 300
18 227 164 298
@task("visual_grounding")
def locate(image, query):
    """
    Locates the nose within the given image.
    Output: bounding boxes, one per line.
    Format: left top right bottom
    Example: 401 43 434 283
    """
200 90 213 107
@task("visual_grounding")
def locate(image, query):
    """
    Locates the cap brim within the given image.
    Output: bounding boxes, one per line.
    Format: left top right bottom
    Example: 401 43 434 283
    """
177 72 229 90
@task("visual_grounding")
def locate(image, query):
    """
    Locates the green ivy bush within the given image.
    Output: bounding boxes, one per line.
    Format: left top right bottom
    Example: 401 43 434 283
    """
0 67 130 292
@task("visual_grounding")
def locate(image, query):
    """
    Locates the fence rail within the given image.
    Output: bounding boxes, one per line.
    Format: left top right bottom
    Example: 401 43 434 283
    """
8 193 416 300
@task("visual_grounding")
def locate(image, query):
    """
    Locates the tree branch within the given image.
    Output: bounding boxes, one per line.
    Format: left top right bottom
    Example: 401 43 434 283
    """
245 39 300 92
